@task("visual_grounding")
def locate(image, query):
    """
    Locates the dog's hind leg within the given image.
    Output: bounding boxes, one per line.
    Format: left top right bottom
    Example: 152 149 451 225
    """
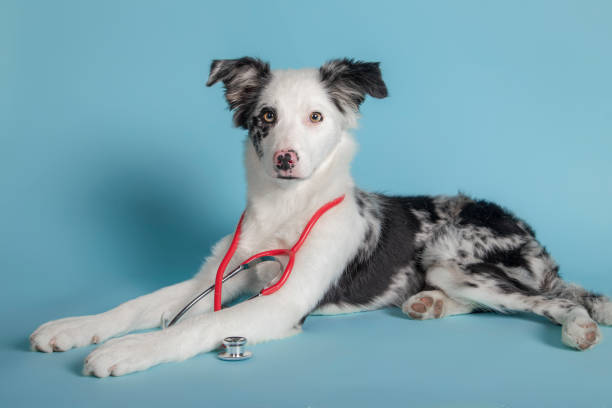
425 262 602 350
543 278 612 326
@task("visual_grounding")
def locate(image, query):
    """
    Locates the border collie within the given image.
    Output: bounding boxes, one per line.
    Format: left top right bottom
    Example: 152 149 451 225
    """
30 57 611 377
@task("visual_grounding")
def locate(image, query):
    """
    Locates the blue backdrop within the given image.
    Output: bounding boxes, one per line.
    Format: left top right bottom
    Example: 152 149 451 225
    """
2 1 611 407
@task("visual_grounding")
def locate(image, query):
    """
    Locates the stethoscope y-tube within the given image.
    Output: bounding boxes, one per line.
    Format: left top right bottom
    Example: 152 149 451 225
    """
163 255 283 328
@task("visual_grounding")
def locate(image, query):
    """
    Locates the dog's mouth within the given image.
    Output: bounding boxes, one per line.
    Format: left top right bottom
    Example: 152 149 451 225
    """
276 175 302 180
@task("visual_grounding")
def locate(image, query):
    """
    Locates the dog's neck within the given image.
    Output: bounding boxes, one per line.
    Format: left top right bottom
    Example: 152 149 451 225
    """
244 131 357 224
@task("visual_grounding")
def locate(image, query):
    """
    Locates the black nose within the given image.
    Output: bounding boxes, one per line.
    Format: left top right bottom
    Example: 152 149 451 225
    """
273 149 299 173
276 151 297 171
276 153 292 171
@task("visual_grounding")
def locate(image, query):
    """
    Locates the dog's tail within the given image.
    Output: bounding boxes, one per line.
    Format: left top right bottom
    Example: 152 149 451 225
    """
545 278 612 325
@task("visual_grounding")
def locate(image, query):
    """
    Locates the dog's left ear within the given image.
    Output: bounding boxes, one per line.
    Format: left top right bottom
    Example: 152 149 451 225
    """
319 58 388 112
206 57 271 129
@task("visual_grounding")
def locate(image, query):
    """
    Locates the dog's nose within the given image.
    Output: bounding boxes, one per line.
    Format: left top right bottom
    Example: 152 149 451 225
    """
274 150 299 172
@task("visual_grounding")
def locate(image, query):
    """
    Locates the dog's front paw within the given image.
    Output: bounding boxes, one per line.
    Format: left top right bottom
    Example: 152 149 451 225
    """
83 332 171 377
30 315 117 353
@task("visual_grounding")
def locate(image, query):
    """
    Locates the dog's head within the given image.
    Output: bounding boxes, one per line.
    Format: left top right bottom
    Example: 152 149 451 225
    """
206 57 387 181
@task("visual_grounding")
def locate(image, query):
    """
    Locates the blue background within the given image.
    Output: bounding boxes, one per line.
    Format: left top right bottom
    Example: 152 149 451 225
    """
2 0 611 407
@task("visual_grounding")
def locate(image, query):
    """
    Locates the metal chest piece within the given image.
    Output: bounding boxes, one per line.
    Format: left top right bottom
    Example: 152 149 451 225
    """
218 336 252 361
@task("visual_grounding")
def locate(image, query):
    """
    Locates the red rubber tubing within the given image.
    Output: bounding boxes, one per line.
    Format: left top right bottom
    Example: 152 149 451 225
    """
242 249 290 264
213 212 245 311
213 195 345 311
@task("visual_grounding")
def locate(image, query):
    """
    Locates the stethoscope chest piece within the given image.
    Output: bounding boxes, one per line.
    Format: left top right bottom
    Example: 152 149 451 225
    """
218 336 252 361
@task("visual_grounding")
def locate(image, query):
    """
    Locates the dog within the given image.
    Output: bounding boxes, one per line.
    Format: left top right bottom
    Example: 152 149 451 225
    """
30 57 612 377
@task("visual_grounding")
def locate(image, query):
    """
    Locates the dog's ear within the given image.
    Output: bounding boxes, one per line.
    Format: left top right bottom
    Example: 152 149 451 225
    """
206 57 271 129
319 58 388 112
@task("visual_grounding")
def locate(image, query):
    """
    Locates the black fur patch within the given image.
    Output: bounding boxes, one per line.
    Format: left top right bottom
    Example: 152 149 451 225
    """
319 58 388 113
483 245 531 271
318 194 424 307
206 57 271 129
458 200 530 237
248 108 276 158
521 222 537 238
467 263 537 295
401 195 440 223
355 190 366 216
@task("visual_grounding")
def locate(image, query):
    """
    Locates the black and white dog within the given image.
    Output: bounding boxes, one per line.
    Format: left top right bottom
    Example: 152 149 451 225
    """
30 57 611 377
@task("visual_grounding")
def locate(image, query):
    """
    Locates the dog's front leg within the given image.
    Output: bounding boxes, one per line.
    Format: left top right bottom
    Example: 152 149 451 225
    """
30 235 250 352
82 293 305 377
83 218 354 377
29 279 203 353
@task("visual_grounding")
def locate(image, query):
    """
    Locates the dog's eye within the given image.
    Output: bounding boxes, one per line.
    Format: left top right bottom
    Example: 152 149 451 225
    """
310 112 323 123
262 111 276 123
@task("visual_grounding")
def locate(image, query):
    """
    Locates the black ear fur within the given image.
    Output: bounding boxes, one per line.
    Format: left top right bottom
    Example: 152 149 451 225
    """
319 58 388 112
206 57 271 129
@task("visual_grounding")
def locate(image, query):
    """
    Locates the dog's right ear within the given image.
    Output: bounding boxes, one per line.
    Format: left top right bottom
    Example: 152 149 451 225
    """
206 57 271 129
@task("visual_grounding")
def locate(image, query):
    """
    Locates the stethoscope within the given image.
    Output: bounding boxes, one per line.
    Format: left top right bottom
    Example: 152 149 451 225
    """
162 194 346 359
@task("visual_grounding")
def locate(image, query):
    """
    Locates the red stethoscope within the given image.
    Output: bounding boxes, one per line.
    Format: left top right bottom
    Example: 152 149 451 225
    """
164 194 345 328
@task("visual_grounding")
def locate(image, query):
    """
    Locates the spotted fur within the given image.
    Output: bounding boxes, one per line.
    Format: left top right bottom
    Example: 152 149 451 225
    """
206 57 271 129
248 108 276 158
319 190 612 345
319 58 388 113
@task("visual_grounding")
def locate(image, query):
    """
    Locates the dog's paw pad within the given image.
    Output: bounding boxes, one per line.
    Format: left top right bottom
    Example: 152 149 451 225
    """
420 296 433 307
403 292 446 320
410 302 427 313
585 331 597 342
562 316 602 351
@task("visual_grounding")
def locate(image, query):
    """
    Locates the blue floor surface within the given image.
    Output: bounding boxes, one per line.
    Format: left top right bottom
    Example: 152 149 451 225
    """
2 284 612 408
